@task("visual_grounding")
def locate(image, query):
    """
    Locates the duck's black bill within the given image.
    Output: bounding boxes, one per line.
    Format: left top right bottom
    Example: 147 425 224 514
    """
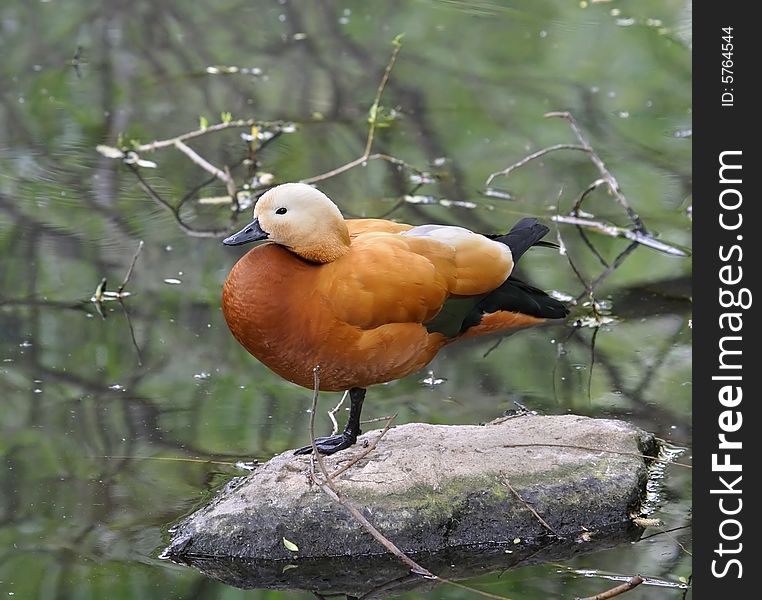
223 219 269 246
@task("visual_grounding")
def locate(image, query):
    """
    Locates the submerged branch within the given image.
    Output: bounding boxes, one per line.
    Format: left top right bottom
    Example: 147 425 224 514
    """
576 575 644 600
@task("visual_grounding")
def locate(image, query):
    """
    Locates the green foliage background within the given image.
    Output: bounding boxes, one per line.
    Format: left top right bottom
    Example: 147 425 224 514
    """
1 1 691 598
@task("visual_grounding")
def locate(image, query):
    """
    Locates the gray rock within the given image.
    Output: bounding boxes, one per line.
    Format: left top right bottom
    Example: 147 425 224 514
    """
163 414 659 595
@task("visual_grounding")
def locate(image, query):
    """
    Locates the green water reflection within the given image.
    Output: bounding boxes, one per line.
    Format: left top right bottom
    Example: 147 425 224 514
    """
1 0 691 598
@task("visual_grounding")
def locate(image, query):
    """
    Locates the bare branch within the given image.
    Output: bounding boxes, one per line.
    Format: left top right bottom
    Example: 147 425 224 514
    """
306 368 434 578
127 164 231 237
132 119 289 153
329 413 397 480
328 390 348 436
576 575 644 600
117 240 144 294
303 371 522 600
485 144 589 188
364 38 403 157
298 39 429 186
501 476 559 537
545 111 646 232
174 140 231 183
552 215 688 257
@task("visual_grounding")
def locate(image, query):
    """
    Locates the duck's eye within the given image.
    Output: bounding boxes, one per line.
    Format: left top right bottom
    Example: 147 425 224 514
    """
275 207 287 215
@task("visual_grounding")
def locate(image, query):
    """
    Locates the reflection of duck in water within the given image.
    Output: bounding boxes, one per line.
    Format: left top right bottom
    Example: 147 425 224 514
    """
222 183 568 454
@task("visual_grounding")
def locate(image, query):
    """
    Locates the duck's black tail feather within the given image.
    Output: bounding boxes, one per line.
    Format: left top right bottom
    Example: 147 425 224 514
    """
425 218 569 338
458 276 569 333
493 217 552 262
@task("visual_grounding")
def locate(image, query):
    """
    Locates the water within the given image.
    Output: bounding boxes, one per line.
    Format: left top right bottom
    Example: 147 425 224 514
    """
1 1 691 598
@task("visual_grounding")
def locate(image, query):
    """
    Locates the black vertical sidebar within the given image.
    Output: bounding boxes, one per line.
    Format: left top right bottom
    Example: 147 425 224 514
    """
693 3 760 598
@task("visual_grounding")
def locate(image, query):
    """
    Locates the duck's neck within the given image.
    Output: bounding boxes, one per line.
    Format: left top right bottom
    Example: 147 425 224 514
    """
293 242 350 263
290 226 351 264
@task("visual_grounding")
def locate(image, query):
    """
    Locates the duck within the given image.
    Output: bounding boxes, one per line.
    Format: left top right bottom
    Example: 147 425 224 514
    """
221 182 568 454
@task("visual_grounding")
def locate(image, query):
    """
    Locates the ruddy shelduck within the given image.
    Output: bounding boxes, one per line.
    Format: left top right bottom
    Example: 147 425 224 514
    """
222 183 568 454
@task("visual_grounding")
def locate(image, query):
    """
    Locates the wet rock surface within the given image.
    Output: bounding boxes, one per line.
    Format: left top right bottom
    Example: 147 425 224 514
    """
163 414 659 595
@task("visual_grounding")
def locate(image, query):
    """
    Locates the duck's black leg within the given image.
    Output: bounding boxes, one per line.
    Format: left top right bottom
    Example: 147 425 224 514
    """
294 387 366 455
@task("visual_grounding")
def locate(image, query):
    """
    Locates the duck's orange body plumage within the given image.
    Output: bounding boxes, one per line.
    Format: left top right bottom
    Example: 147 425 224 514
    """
222 183 567 454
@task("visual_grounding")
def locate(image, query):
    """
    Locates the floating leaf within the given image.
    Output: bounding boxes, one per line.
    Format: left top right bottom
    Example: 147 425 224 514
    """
282 537 299 552
92 277 107 303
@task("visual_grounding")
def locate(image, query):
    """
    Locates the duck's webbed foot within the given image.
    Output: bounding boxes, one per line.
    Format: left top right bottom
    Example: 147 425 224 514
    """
293 387 366 456
294 431 358 455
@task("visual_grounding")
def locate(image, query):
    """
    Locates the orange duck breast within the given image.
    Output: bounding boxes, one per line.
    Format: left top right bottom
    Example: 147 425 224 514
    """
222 183 568 454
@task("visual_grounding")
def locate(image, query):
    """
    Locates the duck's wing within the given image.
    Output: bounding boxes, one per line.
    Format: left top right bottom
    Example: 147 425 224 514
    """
317 233 453 330
346 218 413 237
399 222 569 337
318 228 514 331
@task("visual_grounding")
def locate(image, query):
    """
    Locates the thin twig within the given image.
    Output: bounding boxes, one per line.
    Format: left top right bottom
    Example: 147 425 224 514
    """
100 455 243 466
328 390 348 436
485 110 688 312
308 366 322 458
132 119 286 153
501 477 559 537
642 525 692 557
552 215 686 257
299 39 421 186
364 40 403 157
306 368 434 577
304 371 520 600
569 241 641 303
127 164 230 237
119 298 143 367
223 164 238 209
485 144 589 188
587 326 598 402
177 172 220 210
638 524 691 542
117 240 144 294
551 327 576 406
572 178 607 216
482 337 504 359
576 575 644 600
174 140 231 183
571 179 609 269
545 111 646 233
329 414 397 480
554 214 592 299
299 152 424 186
362 414 397 424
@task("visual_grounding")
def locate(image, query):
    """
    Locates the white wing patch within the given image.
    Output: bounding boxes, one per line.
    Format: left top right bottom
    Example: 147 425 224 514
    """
401 224 514 294
402 225 511 259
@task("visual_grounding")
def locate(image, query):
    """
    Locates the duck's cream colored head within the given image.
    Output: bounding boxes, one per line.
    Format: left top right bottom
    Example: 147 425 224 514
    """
223 183 350 263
